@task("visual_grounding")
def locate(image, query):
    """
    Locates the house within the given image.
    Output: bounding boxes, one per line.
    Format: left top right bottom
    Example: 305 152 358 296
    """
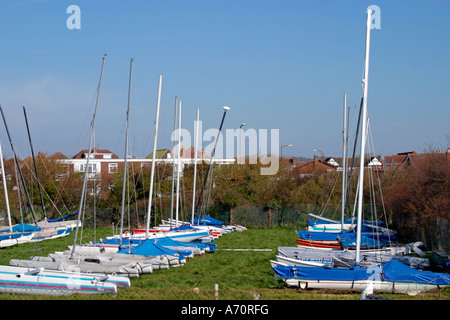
60 146 235 181
146 148 170 159
384 151 414 169
385 149 450 169
324 156 383 171
291 155 337 177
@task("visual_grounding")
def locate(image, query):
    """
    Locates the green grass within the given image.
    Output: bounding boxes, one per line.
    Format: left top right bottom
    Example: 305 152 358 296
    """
0 226 449 300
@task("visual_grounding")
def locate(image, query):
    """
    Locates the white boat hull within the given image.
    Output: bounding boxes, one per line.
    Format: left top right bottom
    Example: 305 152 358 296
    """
0 266 117 295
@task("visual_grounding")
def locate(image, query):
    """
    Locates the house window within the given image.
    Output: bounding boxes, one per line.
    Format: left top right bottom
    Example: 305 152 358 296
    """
109 163 118 173
80 163 97 173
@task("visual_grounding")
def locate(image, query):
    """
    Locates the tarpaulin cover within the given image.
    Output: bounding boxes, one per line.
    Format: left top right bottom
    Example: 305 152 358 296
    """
11 222 41 232
170 224 196 231
273 260 450 286
381 260 450 285
48 212 78 222
297 230 397 243
117 239 192 258
151 237 216 252
273 263 381 281
191 216 224 226
339 234 390 249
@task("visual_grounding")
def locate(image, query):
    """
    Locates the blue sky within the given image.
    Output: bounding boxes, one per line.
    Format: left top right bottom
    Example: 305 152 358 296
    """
0 0 448 161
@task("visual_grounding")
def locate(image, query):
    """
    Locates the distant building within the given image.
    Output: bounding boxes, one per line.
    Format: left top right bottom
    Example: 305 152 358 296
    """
384 149 450 169
59 147 234 181
291 155 337 177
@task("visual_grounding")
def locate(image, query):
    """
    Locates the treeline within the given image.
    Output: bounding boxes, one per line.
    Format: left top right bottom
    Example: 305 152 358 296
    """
0 151 448 249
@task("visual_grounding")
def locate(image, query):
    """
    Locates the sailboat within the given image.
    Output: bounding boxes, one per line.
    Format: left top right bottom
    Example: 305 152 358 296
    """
272 9 450 294
0 135 35 248
0 106 75 246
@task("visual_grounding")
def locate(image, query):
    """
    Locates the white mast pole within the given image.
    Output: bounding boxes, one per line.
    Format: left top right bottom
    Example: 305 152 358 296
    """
170 97 178 229
0 138 12 233
341 92 348 230
175 100 182 227
191 108 199 224
70 54 107 259
145 75 163 239
356 9 372 266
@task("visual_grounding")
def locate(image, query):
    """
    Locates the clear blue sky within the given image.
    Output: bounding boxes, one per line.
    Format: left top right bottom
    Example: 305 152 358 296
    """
0 0 448 161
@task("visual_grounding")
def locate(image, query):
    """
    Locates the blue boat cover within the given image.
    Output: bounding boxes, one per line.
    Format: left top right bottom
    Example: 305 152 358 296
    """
117 239 192 258
170 224 196 231
151 237 215 251
273 260 450 286
340 234 390 249
102 236 217 253
191 216 224 226
48 211 78 222
296 231 397 243
11 222 41 232
381 260 450 285
273 263 381 281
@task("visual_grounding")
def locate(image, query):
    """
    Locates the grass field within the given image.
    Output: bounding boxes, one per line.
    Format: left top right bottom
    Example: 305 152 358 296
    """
0 226 449 301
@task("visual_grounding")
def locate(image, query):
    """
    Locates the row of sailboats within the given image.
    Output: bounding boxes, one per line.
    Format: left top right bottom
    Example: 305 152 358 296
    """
2 54 243 295
271 9 450 295
0 54 126 295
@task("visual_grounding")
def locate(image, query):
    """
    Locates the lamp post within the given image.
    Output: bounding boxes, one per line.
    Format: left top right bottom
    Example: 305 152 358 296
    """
313 149 324 163
280 144 293 160
239 122 245 162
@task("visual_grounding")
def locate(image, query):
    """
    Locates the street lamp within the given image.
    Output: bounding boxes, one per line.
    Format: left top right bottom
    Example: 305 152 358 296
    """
313 149 324 162
280 144 293 159
239 123 245 161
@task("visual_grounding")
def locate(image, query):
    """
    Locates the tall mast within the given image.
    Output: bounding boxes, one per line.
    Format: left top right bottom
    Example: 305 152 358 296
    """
0 131 12 233
169 97 178 229
70 53 107 259
355 9 372 265
175 100 182 227
191 108 199 224
119 58 134 247
194 106 230 214
145 75 162 238
341 93 348 230
23 106 46 220
0 106 38 226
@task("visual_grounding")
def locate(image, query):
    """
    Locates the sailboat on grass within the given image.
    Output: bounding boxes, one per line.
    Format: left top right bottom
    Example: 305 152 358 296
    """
271 9 450 294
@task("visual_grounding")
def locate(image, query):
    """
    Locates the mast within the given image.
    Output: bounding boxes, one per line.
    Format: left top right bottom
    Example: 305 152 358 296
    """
191 108 199 224
175 100 182 227
169 97 178 229
194 106 230 214
23 106 46 220
145 75 163 238
355 9 372 266
341 93 348 230
0 133 12 233
119 58 134 247
70 53 107 259
0 106 38 226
